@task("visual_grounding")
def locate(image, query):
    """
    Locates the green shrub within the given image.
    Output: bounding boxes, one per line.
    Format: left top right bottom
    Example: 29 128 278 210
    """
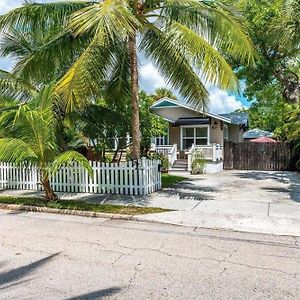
191 150 206 175
147 152 169 173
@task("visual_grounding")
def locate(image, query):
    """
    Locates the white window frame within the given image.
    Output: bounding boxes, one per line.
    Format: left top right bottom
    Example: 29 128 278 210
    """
180 125 210 150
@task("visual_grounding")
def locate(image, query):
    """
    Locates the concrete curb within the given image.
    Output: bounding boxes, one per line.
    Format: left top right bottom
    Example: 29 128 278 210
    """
0 203 134 221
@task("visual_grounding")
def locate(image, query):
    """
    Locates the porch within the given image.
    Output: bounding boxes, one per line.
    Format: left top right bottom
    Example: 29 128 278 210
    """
153 143 224 173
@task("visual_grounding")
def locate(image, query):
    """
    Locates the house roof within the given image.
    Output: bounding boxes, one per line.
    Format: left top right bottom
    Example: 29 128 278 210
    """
244 128 273 139
250 137 278 143
220 112 249 126
150 98 233 124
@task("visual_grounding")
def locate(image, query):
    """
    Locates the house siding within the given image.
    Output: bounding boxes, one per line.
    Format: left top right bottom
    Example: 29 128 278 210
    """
210 118 224 146
169 124 180 146
228 124 243 143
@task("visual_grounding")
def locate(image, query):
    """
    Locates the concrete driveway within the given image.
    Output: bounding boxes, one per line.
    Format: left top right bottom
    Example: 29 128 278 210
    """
136 171 300 236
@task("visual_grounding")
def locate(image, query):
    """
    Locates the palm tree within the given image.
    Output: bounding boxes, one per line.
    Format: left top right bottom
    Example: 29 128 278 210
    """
151 88 177 102
0 85 92 200
0 0 255 160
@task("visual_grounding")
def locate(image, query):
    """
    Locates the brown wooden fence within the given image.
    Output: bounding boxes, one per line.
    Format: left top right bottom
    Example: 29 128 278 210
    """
224 142 292 171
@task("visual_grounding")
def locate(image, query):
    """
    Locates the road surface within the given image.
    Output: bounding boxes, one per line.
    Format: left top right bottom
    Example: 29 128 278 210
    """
0 210 299 299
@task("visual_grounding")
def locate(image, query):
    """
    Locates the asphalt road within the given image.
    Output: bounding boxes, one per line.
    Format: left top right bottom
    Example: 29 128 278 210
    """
0 210 299 300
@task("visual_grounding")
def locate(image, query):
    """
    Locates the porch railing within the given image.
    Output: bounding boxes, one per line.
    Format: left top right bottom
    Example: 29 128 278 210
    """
187 144 223 171
154 144 177 168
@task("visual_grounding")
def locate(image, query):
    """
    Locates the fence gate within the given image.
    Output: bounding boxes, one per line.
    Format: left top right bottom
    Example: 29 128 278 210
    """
224 141 291 171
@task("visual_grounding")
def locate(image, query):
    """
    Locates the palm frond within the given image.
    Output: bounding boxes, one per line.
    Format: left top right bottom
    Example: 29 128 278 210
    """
69 0 140 39
141 28 208 110
168 22 239 91
105 41 131 102
0 69 38 102
55 35 115 112
0 138 37 164
51 150 93 177
0 1 91 33
158 0 256 65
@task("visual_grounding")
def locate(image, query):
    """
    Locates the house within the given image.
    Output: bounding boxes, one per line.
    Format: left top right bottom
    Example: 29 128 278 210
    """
150 97 248 173
243 128 273 140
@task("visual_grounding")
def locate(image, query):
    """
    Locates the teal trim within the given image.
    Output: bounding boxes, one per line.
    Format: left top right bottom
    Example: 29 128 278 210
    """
152 100 179 108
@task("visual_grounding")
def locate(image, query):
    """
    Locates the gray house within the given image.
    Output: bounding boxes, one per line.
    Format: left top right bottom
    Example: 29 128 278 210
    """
150 98 248 173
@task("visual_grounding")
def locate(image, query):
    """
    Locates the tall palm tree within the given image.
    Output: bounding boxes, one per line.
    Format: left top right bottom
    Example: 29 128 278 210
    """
0 85 92 200
0 0 255 160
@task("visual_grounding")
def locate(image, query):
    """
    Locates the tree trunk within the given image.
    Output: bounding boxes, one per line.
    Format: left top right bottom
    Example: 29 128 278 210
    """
42 177 57 201
128 33 141 161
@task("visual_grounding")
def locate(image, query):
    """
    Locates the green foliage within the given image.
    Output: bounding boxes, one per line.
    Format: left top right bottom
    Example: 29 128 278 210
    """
161 174 187 189
0 196 169 215
139 91 168 153
147 152 169 173
222 0 299 105
0 0 255 111
0 86 92 199
191 150 206 175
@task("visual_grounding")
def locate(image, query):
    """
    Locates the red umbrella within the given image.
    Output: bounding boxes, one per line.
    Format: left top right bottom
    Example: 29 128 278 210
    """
250 137 278 143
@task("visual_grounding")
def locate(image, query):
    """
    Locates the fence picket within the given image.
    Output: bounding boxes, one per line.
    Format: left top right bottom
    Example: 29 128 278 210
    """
0 159 161 196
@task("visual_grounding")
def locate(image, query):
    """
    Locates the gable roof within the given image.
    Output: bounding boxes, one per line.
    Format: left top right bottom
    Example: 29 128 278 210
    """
244 128 273 139
151 97 232 124
220 112 249 126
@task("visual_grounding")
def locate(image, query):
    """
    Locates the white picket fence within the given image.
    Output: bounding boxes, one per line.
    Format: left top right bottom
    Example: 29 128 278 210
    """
0 159 162 196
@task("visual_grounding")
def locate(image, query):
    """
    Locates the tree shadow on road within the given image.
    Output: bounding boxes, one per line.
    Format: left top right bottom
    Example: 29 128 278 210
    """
65 287 122 300
0 253 60 290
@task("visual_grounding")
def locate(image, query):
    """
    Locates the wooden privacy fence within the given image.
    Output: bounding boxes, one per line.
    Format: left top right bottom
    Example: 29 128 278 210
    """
0 159 162 196
224 142 291 171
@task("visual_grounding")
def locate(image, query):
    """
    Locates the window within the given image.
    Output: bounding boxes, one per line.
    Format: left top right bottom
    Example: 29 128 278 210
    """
155 136 168 146
182 126 208 149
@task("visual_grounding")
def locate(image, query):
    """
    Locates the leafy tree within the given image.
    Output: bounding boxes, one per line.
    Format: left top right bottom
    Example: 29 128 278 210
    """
139 91 168 154
0 85 92 200
0 0 255 160
151 88 177 102
222 0 299 104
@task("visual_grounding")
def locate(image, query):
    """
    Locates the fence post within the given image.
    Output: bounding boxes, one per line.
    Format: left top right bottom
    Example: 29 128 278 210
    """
212 143 217 162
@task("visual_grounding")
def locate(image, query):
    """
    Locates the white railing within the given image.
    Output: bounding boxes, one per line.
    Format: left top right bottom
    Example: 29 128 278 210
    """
187 144 223 171
154 144 178 168
155 145 174 157
0 159 161 196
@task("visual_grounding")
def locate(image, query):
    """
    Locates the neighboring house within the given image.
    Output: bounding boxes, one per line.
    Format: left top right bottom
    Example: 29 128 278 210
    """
243 128 273 141
150 97 248 173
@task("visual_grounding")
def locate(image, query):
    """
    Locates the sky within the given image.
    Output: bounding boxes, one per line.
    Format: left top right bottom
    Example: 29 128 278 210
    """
0 0 249 114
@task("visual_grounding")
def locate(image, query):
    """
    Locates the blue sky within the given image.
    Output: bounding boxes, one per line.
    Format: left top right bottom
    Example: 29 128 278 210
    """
0 0 249 113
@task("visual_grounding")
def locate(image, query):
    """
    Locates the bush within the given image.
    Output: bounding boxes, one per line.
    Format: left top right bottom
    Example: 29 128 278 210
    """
147 152 169 173
191 150 206 175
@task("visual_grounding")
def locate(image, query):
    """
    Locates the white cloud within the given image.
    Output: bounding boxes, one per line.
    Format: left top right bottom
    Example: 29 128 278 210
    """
139 62 166 93
208 88 243 114
0 1 23 14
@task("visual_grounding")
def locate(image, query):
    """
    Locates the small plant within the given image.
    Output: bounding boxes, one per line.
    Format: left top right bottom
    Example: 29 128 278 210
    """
191 150 206 175
147 152 169 173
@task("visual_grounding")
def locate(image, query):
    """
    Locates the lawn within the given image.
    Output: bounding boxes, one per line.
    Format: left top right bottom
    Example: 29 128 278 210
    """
162 173 187 188
0 196 169 215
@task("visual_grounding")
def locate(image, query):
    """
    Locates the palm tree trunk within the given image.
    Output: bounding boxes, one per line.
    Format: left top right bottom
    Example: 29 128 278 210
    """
128 33 141 161
42 177 57 201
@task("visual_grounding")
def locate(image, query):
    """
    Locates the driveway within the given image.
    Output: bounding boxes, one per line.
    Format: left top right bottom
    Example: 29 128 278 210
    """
136 171 300 236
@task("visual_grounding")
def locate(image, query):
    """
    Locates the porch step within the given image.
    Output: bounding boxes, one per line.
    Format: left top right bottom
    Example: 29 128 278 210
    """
171 159 188 171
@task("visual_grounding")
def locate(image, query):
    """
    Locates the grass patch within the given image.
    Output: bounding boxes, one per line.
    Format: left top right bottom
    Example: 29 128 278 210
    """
0 196 169 215
162 173 187 188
